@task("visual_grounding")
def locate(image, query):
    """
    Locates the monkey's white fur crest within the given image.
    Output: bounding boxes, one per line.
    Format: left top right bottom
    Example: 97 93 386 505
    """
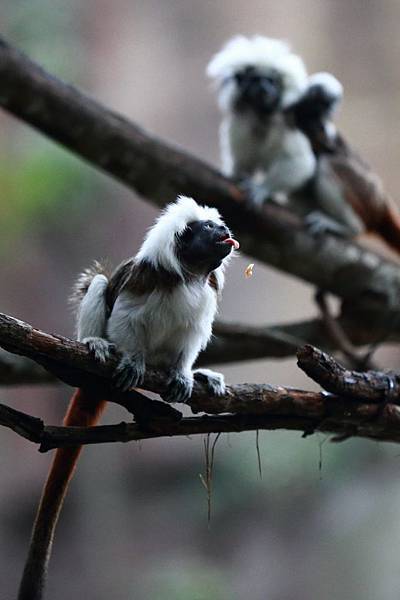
207 36 315 199
308 72 343 103
207 35 308 110
307 72 343 141
135 195 225 277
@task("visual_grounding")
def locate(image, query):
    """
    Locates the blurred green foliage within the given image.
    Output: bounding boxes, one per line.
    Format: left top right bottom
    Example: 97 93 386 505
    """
0 135 93 252
4 0 86 79
0 0 96 253
144 565 230 600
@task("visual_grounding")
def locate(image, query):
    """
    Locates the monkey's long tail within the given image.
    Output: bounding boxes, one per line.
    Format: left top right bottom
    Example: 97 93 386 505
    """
18 389 106 600
376 202 400 254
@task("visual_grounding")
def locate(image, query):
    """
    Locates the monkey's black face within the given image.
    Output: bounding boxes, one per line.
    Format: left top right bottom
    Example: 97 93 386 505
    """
177 220 239 274
295 84 337 122
233 66 283 115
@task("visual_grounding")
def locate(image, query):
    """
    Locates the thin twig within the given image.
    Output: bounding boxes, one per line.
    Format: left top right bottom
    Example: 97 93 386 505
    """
315 291 377 370
255 430 263 480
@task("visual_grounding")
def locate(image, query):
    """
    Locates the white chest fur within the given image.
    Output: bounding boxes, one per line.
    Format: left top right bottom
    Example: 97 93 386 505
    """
106 281 217 368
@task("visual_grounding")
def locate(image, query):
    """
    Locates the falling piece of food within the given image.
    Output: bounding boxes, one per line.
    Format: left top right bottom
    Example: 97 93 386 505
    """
244 263 255 278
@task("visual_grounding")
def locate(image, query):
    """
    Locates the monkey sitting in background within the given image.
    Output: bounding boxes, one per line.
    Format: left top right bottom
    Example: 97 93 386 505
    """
18 196 239 600
291 71 400 251
207 35 316 206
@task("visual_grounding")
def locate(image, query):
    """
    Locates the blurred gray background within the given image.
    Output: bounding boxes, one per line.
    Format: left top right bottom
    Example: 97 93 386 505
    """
1 1 400 599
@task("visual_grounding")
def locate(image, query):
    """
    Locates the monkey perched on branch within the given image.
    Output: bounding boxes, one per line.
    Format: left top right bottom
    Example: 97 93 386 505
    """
290 71 400 252
18 196 239 600
207 35 316 206
208 34 400 253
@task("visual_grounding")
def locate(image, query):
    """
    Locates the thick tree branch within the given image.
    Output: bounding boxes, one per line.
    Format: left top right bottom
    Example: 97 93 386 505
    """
1 311 399 418
1 38 400 316
1 313 400 447
0 312 329 416
2 313 399 386
4 404 400 450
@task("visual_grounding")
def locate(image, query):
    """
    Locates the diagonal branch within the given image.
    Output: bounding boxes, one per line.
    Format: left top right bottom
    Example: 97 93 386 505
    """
1 38 400 316
297 344 400 403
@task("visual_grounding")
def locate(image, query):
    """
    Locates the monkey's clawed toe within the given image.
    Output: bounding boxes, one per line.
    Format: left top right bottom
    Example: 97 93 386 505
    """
162 372 193 404
113 354 145 391
84 337 116 363
194 369 226 396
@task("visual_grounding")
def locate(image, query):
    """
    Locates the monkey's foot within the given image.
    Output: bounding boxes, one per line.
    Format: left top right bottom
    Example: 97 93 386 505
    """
240 179 269 208
83 337 116 363
304 211 350 237
113 354 145 391
162 372 193 404
239 178 285 209
193 368 226 396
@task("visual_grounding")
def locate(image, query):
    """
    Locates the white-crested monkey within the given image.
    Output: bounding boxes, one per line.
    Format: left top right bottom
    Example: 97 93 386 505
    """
207 35 316 206
18 196 239 600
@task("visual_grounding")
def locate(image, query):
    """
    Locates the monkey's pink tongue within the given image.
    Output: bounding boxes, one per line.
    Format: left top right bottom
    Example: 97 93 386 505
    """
222 237 240 250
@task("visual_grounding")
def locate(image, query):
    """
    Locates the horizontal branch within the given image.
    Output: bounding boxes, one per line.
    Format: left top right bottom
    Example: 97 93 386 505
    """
2 385 400 450
0 312 331 416
1 38 400 315
2 311 398 386
1 313 400 446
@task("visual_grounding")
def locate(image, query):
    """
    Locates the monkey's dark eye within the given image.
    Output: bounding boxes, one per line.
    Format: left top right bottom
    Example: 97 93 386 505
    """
203 222 214 230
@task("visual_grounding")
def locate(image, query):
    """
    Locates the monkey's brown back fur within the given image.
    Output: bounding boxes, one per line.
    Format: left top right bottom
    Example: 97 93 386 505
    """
321 133 400 253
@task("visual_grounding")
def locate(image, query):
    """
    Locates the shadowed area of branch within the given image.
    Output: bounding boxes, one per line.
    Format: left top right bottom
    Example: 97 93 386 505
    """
0 348 55 385
1 37 400 317
3 403 400 450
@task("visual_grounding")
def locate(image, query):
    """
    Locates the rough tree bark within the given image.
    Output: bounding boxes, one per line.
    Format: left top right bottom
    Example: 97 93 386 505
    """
0 313 400 446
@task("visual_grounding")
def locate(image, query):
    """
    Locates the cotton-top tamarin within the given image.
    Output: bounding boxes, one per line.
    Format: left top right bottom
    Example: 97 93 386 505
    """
291 72 400 251
18 196 239 600
207 35 316 205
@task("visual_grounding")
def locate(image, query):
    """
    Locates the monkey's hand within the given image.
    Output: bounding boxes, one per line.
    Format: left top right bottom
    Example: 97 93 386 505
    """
304 211 352 237
239 176 288 209
162 371 194 404
193 368 226 396
113 353 146 392
83 337 116 364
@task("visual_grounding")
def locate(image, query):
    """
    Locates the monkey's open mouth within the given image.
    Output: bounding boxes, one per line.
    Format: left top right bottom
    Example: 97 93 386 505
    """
219 235 240 250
